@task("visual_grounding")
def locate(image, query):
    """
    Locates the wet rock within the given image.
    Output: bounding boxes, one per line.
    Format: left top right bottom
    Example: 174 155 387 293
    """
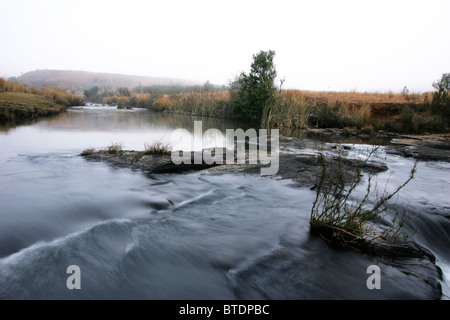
82 138 389 189
81 150 223 174
306 128 344 139
386 133 450 162
367 231 438 262
230 233 442 300
208 152 388 188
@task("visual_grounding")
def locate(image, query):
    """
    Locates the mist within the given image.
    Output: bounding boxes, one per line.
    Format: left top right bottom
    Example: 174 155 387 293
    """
1 0 449 92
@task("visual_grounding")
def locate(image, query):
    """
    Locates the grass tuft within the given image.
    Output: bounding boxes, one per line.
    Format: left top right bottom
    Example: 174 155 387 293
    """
106 142 123 154
144 140 172 156
80 148 96 156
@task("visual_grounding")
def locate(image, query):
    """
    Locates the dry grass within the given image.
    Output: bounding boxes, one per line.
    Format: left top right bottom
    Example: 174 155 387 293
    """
170 91 231 117
0 78 30 93
144 140 172 156
80 148 96 156
0 92 65 122
134 93 151 107
260 89 446 133
0 78 84 111
263 90 375 130
104 91 233 118
263 90 314 129
154 95 173 109
310 148 418 254
287 89 428 105
42 87 84 106
97 87 437 131
106 142 123 154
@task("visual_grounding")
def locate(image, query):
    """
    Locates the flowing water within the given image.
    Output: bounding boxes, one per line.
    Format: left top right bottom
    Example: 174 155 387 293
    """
0 105 449 299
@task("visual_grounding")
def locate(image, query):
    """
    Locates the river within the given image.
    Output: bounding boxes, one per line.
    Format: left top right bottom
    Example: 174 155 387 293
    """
0 104 449 299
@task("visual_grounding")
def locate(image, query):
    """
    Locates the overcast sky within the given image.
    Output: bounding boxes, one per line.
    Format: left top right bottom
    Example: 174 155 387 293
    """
1 0 449 92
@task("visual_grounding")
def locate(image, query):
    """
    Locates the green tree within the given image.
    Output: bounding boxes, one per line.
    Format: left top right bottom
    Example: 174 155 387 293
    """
203 80 214 92
431 73 450 122
432 73 450 91
83 86 99 99
230 50 277 120
117 87 130 97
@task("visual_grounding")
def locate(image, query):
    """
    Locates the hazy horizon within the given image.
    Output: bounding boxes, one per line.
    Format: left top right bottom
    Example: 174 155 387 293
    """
1 0 449 92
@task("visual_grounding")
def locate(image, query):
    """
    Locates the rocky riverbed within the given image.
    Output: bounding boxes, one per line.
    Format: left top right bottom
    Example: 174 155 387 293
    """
81 136 389 189
83 131 450 188
303 128 450 163
386 133 450 162
80 133 449 300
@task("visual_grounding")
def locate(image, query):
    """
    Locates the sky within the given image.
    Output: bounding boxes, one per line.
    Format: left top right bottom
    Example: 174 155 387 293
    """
0 0 449 92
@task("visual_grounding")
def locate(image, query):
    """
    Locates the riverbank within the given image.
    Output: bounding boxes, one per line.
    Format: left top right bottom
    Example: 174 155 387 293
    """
0 92 66 123
0 78 85 125
85 86 450 135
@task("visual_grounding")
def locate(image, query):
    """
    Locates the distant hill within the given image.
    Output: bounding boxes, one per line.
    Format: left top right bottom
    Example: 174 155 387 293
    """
13 70 200 92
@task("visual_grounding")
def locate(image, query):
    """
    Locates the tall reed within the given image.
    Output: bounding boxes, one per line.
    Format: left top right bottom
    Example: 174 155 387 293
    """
262 90 315 129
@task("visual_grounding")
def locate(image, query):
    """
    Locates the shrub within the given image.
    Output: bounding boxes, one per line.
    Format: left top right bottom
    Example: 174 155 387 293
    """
135 93 152 108
432 73 450 92
352 104 371 128
309 147 417 254
41 87 84 107
360 125 375 136
412 112 448 133
154 95 172 109
83 86 100 101
431 86 450 122
400 105 415 132
66 94 85 106
0 78 6 92
116 96 131 109
313 103 342 128
144 140 172 156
